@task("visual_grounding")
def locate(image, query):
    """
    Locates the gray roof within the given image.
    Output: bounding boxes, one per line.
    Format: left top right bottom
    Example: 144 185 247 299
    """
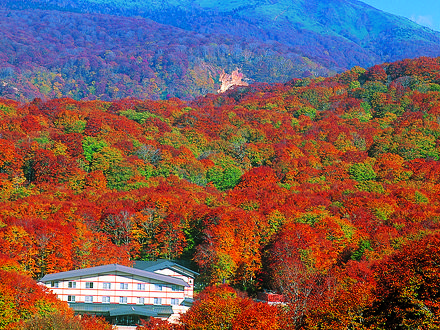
181 297 194 307
39 264 189 287
134 259 199 278
70 303 173 317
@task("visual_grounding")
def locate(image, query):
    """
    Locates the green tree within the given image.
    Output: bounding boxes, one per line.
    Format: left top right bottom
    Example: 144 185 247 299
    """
82 136 108 163
349 162 377 182
207 165 242 191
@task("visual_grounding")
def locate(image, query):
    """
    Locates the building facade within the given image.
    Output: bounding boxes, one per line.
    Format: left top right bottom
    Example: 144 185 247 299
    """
133 260 197 322
39 262 198 327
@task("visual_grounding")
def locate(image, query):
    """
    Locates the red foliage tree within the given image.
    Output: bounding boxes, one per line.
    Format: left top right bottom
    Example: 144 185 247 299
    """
137 317 178 330
365 233 440 328
180 285 281 330
268 222 338 327
362 64 387 83
0 262 72 329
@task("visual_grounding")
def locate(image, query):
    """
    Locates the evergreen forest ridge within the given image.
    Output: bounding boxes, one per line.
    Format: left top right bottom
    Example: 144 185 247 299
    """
1 0 440 329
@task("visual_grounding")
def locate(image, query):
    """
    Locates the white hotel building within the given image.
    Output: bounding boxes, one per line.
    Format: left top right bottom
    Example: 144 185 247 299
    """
39 260 198 327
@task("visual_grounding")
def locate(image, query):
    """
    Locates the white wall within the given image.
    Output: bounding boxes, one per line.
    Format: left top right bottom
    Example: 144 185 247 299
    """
43 273 186 305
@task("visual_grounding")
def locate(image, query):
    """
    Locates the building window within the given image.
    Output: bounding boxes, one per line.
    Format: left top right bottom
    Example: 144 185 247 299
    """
68 281 76 288
102 296 110 303
154 284 163 291
103 282 111 290
171 298 179 306
85 296 93 303
51 281 59 288
137 283 145 291
120 283 128 290
171 285 182 291
153 297 162 305
189 279 193 284
119 296 127 304
137 297 145 305
67 295 76 302
85 282 94 289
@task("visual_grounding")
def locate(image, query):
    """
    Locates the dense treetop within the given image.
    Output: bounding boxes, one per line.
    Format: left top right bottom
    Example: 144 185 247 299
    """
1 56 440 328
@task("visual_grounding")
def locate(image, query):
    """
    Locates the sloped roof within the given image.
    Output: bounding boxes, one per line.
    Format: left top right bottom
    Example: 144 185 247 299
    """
39 264 189 287
134 259 199 278
70 302 173 317
181 297 194 307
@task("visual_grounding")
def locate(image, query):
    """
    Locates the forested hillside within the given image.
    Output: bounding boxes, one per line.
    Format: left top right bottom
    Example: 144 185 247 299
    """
2 0 440 101
0 7 327 102
1 56 440 328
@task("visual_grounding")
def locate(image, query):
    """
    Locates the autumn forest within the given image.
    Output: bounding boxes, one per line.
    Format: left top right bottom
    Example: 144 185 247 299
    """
1 56 440 329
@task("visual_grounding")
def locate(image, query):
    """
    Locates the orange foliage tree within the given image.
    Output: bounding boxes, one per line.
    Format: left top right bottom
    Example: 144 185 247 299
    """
365 234 440 329
179 285 281 330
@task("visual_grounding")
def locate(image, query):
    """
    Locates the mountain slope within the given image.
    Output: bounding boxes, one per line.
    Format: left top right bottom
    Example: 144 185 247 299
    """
1 0 440 101
9 0 439 68
140 0 440 68
0 8 325 101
